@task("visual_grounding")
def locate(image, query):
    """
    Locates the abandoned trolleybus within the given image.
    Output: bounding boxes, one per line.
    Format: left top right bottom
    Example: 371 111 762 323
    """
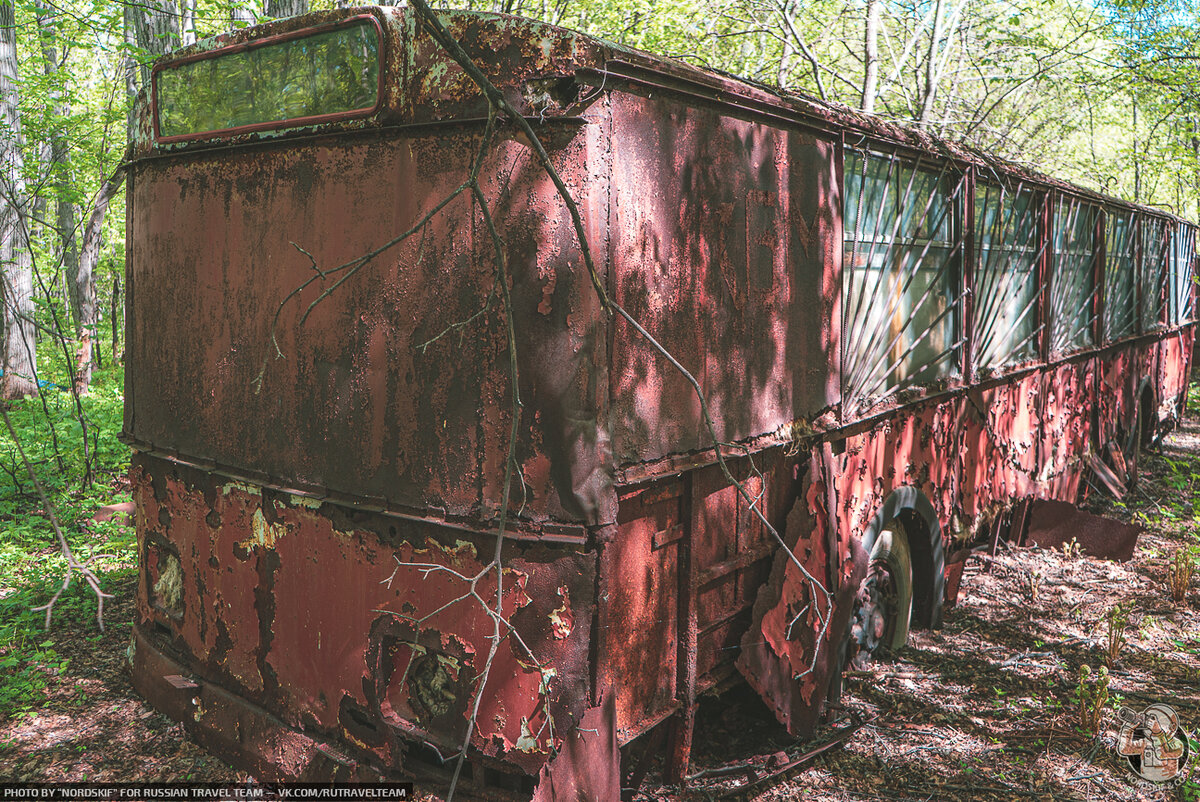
124 6 1196 799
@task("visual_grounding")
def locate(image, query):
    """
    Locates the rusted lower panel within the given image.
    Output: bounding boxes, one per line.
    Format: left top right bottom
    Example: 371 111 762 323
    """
737 448 861 736
605 477 682 742
961 374 1043 517
1157 329 1195 421
839 401 960 544
1094 348 1144 473
1037 359 1093 501
133 454 598 776
529 696 619 801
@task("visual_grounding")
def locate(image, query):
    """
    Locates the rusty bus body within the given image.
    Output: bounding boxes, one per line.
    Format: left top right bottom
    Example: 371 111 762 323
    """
125 7 1197 798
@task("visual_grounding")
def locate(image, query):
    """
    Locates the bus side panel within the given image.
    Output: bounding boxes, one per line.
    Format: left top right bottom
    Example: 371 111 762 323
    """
1037 359 1093 501
1095 349 1141 463
608 478 684 741
691 454 790 681
736 445 857 737
604 452 794 745
960 374 1043 517
132 453 597 776
606 89 839 467
839 401 960 539
1157 328 1195 421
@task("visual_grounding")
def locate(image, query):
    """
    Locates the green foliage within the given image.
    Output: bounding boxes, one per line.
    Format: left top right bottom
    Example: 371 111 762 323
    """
1073 664 1110 735
1104 602 1132 665
1166 543 1198 603
0 360 132 722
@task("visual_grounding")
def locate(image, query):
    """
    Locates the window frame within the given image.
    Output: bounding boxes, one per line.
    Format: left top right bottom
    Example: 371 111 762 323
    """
841 146 966 406
151 14 386 144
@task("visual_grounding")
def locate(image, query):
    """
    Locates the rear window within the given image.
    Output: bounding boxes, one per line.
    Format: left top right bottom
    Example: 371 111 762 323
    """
154 17 382 141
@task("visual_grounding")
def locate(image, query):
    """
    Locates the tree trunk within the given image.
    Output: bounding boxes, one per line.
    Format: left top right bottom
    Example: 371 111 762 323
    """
35 1 83 335
73 169 123 394
130 1 181 88
111 275 120 365
231 1 256 27
0 0 37 399
918 0 945 125
264 0 307 19
862 0 880 113
181 0 195 46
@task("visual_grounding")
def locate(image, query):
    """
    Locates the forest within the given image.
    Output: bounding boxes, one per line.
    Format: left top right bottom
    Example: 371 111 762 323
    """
1 0 1200 798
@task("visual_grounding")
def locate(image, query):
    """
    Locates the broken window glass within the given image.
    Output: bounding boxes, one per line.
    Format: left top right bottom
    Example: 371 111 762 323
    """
1141 218 1167 331
1168 223 1196 325
1103 210 1137 342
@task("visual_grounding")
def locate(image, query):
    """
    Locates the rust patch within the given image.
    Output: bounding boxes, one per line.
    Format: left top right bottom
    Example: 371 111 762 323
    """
1023 500 1142 562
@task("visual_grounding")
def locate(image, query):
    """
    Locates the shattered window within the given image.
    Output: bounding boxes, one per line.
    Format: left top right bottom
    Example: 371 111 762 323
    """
973 183 1043 370
155 18 381 140
1168 223 1196 325
1141 218 1167 331
842 148 964 409
1049 197 1097 353
1103 210 1137 342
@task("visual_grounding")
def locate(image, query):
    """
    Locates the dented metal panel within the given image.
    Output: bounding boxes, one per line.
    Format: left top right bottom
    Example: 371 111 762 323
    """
126 120 611 530
134 454 596 774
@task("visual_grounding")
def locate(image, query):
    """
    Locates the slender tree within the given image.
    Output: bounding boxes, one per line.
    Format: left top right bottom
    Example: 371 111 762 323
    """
265 0 308 18
0 0 37 399
861 0 880 113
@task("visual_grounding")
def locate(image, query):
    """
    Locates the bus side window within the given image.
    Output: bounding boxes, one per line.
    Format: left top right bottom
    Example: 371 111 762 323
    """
1169 223 1196 326
1104 211 1137 342
842 148 965 408
1141 218 1168 332
973 182 1042 371
1049 197 1099 354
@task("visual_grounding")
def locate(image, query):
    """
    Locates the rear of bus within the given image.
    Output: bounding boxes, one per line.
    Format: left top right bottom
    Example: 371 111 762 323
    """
124 7 618 792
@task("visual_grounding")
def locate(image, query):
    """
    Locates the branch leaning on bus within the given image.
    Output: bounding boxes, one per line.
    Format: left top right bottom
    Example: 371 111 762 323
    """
249 2 838 796
402 0 834 672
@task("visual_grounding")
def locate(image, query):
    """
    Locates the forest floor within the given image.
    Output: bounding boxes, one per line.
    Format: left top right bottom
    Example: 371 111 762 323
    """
3 420 1200 800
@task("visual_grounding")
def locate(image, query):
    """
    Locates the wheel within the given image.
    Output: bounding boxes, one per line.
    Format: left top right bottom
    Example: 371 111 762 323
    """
848 520 913 669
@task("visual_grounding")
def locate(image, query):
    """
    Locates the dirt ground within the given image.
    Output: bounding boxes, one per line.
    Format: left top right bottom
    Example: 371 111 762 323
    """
4 422 1200 800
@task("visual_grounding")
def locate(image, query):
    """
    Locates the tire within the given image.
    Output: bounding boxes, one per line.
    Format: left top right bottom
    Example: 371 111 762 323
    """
846 519 914 670
870 522 914 652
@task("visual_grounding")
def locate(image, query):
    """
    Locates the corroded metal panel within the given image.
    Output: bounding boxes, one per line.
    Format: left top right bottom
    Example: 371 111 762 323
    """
606 89 840 466
737 447 857 736
127 125 612 528
132 454 596 775
961 374 1043 517
1157 329 1195 415
605 478 681 741
1024 500 1142 561
1037 360 1093 501
403 11 603 123
838 401 960 540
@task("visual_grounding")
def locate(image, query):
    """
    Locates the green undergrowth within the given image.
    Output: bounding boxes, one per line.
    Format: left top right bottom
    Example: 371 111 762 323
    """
0 359 133 722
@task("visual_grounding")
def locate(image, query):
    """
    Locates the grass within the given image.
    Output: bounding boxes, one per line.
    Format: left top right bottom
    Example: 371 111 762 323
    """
0 356 134 722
